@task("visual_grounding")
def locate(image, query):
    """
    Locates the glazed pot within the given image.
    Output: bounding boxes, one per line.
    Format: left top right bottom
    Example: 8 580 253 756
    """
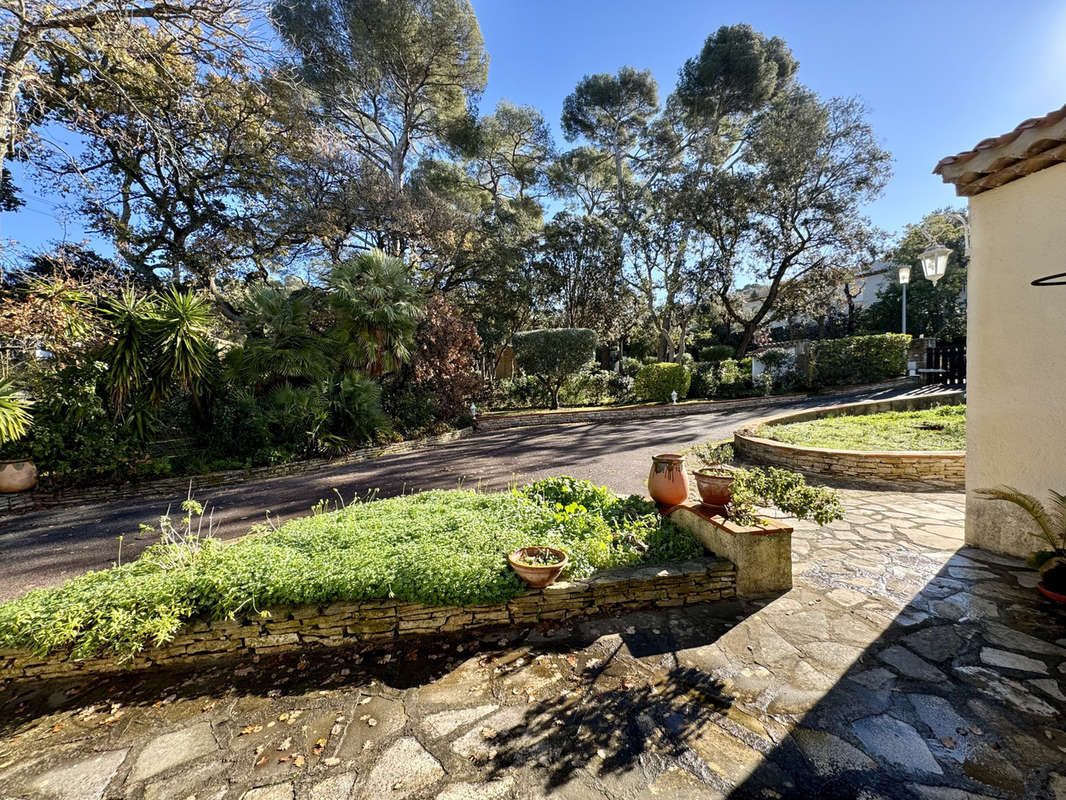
0 459 37 493
648 453 689 507
508 547 568 589
693 468 734 509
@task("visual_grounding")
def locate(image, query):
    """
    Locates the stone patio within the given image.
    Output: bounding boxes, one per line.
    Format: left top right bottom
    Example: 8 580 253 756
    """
1 484 1064 800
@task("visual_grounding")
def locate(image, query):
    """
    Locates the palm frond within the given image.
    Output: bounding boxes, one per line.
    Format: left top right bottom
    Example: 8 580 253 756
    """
0 377 33 445
978 486 1060 551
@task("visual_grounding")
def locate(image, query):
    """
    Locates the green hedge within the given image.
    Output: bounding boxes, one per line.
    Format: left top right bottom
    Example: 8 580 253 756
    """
809 334 910 387
634 362 691 402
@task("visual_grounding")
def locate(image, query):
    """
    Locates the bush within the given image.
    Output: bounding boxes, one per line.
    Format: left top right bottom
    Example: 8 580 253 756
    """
513 328 597 409
17 362 147 486
729 467 845 527
486 375 547 410
560 368 613 406
634 362 691 403
0 479 702 658
698 344 734 363
715 358 752 398
409 295 483 421
688 362 719 399
620 357 642 377
809 334 910 388
678 352 695 367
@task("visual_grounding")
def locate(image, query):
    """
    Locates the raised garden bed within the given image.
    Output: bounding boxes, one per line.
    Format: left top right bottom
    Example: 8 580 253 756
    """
0 477 748 683
733 391 966 486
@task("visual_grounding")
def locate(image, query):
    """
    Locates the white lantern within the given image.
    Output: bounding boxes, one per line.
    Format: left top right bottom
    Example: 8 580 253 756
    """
918 244 951 286
898 265 911 285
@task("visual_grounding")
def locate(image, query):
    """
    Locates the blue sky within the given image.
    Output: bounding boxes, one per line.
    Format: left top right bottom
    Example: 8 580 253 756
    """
5 0 1066 260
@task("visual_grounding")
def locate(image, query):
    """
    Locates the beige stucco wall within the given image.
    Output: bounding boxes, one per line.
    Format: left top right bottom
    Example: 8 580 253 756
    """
966 160 1066 557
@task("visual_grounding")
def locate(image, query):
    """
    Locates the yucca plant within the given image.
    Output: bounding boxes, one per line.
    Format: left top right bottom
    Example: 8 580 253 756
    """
978 487 1066 591
0 377 33 446
151 288 216 404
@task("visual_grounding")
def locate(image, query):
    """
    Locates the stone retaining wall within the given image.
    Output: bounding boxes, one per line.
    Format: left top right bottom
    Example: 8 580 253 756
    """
733 391 966 486
477 377 918 431
0 557 735 684
0 427 473 516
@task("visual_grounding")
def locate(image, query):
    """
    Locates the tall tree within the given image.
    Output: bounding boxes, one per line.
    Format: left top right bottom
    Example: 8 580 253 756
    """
0 0 257 188
690 91 891 356
273 0 488 254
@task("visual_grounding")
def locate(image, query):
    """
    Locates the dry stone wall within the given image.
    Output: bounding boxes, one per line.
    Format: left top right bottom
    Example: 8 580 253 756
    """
733 391 965 486
0 557 736 684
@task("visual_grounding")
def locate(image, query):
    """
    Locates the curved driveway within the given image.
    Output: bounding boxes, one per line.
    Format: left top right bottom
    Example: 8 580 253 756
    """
0 385 921 601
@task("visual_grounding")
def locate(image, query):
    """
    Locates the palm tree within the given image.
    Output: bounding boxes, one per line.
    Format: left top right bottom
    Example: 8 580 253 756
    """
0 377 32 445
326 250 423 377
225 284 331 390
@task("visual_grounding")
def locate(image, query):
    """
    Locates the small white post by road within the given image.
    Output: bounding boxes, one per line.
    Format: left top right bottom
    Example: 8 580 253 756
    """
670 390 678 405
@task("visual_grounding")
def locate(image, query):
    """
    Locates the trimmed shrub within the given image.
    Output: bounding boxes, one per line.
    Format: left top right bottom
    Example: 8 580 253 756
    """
678 352 695 367
513 328 597 409
809 334 910 388
634 362 691 403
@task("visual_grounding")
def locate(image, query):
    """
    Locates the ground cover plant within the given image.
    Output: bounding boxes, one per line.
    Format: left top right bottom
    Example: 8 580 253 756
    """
0 478 702 659
757 404 965 451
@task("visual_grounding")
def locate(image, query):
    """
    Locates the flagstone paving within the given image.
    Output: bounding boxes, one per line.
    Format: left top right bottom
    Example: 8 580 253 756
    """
1 484 1064 800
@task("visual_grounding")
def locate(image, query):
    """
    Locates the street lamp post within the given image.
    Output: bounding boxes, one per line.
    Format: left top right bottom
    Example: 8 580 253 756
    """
898 265 911 335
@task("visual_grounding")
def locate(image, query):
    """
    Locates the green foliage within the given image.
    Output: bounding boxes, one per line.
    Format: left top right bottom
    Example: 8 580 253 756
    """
759 404 965 451
729 467 845 527
16 363 146 485
684 441 734 470
675 24 798 121
0 377 33 446
688 362 719 398
698 344 734 363
0 479 702 658
634 362 691 403
98 287 217 439
715 358 752 398
326 250 424 376
620 357 642 377
512 328 596 408
809 334 910 388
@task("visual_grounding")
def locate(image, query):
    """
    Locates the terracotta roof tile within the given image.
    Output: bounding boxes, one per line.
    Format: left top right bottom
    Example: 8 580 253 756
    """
934 103 1066 173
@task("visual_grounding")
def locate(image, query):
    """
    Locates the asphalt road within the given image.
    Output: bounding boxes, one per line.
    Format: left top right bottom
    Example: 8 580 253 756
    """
0 386 920 601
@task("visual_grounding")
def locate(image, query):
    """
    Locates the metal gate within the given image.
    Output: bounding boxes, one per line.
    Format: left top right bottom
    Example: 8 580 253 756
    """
923 339 966 386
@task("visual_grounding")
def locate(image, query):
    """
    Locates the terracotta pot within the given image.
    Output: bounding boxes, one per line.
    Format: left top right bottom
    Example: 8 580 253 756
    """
0 459 37 493
508 547 568 589
693 469 734 509
1038 582 1066 604
648 453 689 507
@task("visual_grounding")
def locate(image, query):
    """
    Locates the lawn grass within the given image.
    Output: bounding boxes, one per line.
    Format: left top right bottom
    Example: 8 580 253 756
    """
0 478 702 659
757 404 965 451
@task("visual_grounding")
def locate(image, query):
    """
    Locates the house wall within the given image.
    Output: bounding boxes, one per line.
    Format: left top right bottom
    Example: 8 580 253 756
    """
965 160 1066 556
